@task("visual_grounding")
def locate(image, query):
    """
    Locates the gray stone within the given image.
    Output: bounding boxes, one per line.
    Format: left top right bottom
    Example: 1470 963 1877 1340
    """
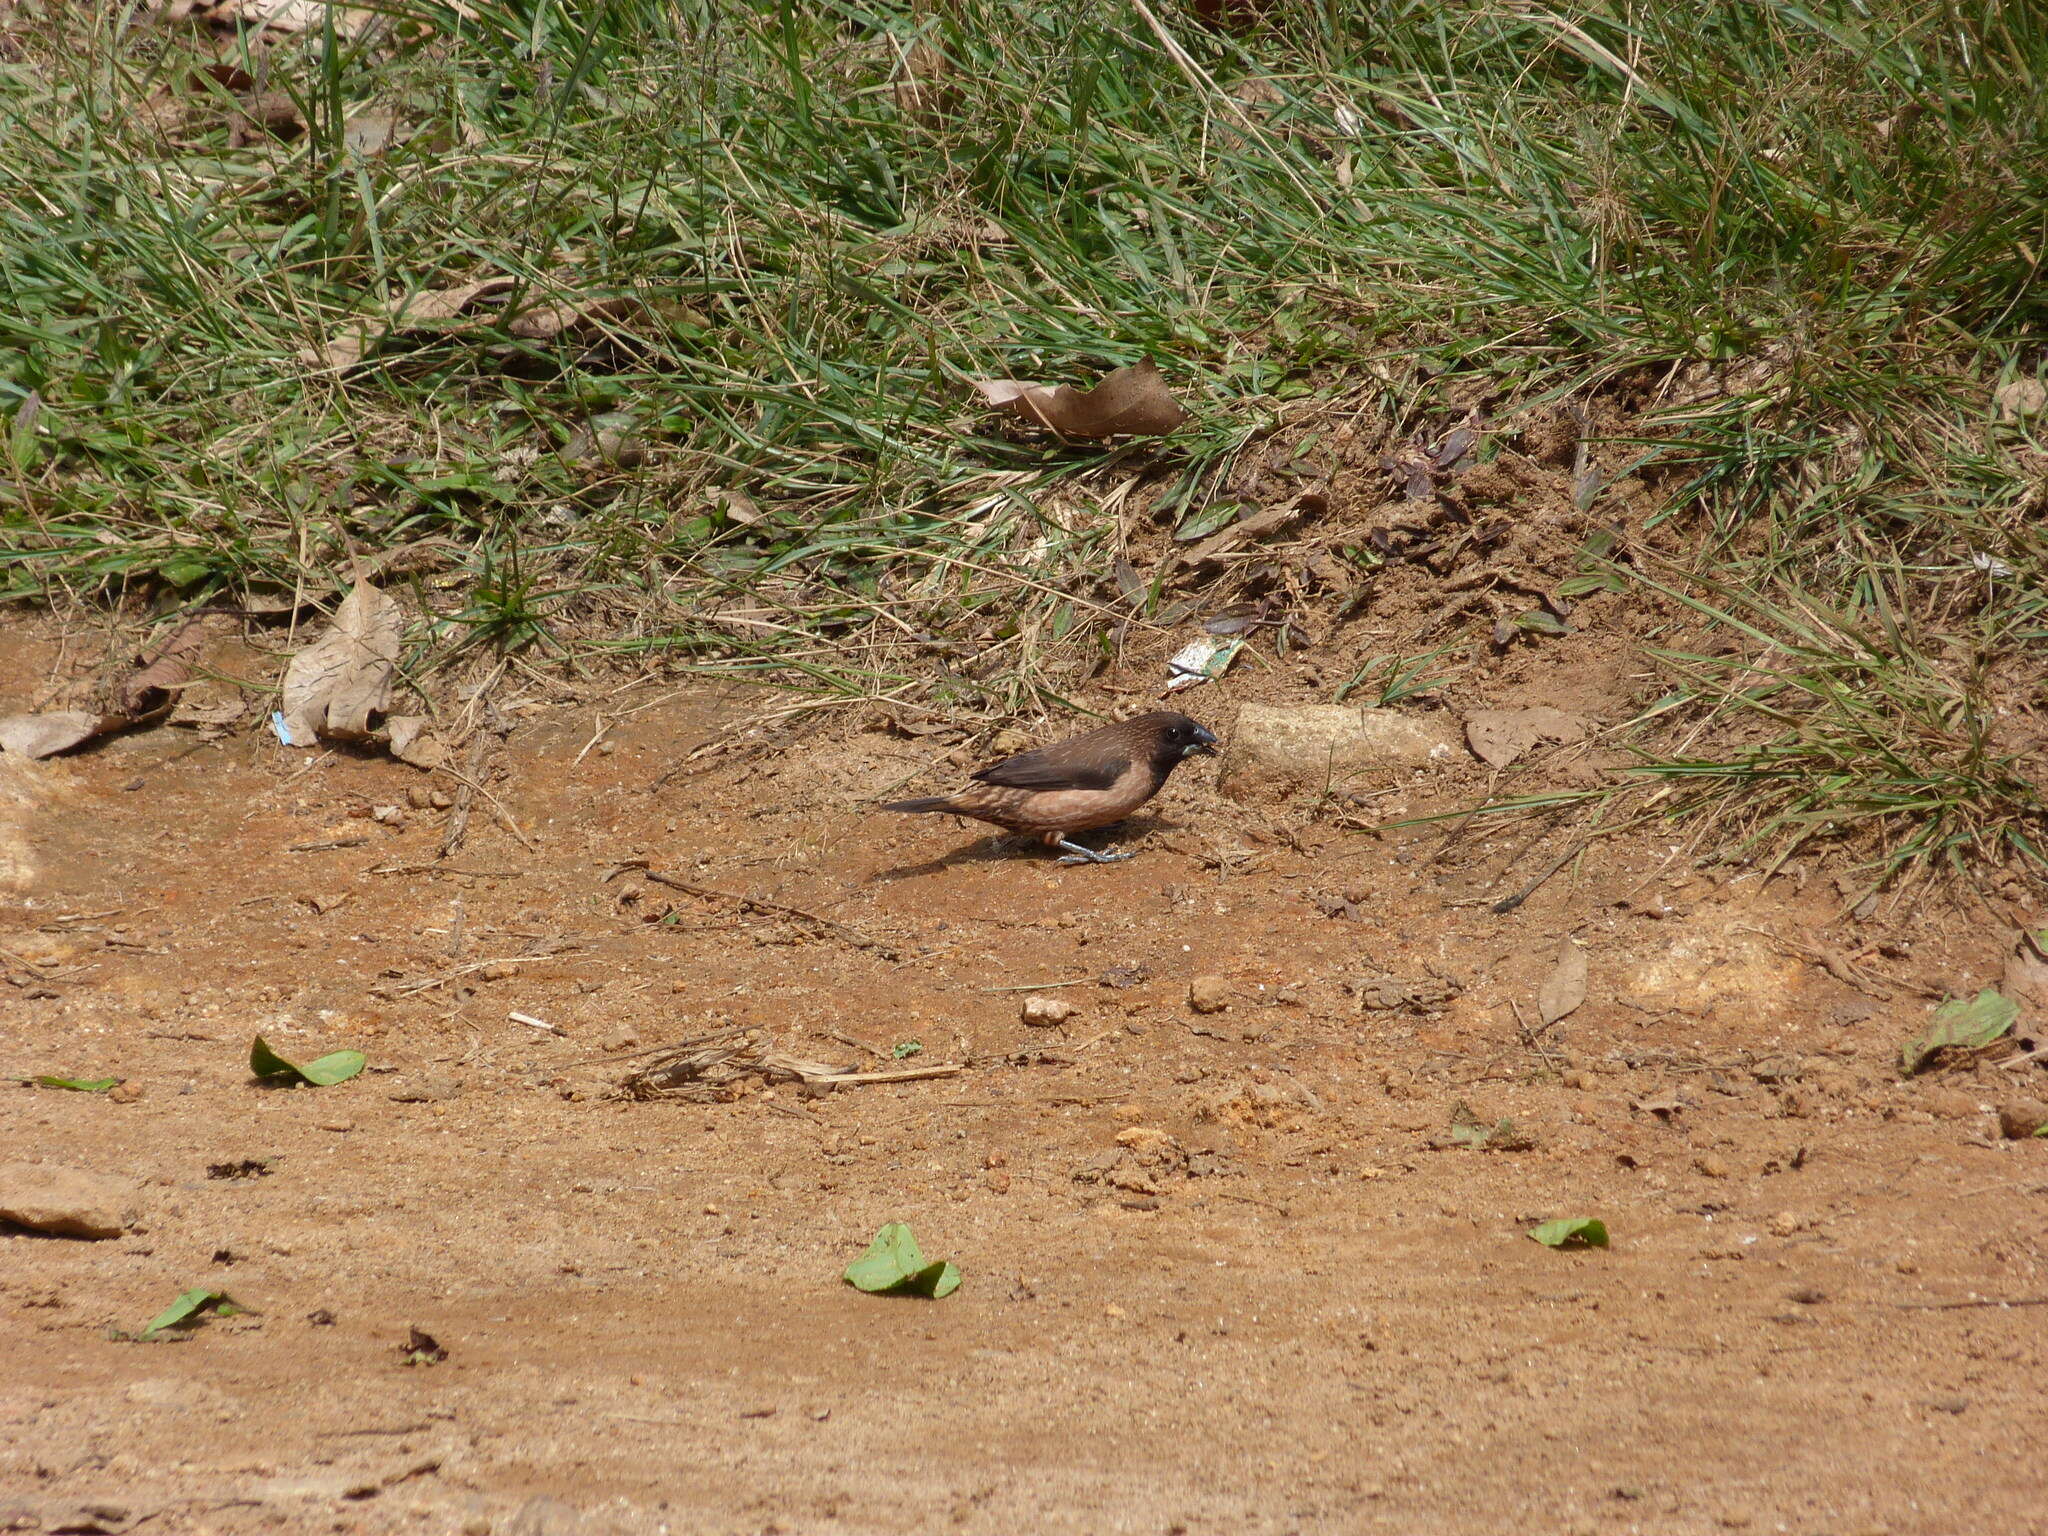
1220 704 1461 798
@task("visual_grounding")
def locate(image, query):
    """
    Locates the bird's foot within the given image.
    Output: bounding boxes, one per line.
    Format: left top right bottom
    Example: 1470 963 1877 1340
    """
1054 839 1133 866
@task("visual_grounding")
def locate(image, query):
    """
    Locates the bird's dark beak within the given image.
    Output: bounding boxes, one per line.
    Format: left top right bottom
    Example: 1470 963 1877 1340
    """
1185 727 1219 758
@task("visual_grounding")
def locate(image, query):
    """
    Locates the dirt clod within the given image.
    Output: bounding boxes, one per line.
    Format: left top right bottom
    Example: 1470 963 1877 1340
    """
1997 1099 2048 1139
0 1162 134 1238
1188 976 1231 1014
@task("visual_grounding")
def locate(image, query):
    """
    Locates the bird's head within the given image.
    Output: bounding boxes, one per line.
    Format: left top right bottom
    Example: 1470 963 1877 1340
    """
1154 713 1219 759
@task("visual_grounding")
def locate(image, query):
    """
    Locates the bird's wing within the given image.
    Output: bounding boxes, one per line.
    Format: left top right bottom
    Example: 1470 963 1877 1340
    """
970 740 1130 792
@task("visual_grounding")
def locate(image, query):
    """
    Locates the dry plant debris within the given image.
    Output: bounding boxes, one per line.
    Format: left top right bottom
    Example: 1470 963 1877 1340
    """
619 1027 959 1102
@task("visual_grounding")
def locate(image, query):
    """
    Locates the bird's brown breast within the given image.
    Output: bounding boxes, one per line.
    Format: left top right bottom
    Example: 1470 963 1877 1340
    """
946 759 1162 834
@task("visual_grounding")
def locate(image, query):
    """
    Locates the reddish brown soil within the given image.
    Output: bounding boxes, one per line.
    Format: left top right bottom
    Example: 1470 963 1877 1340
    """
3 627 2046 1536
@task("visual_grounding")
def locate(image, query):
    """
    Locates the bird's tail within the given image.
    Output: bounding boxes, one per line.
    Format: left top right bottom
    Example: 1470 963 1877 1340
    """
879 796 956 814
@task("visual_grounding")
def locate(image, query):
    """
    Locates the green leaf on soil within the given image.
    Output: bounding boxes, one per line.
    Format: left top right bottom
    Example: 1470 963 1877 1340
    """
250 1035 366 1087
1529 1218 1609 1249
891 1039 924 1059
33 1075 119 1092
140 1287 246 1340
1900 989 2016 1076
842 1222 961 1298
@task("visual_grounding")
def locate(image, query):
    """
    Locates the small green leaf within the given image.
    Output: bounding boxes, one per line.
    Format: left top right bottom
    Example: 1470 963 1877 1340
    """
842 1222 961 1298
299 1051 367 1086
1173 501 1247 542
34 1075 119 1093
250 1036 366 1087
1529 1218 1609 1249
1512 609 1571 636
140 1287 246 1339
1900 989 2016 1076
891 1039 924 1060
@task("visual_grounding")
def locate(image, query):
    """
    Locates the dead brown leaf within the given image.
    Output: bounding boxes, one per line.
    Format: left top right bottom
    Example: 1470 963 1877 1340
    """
0 712 112 760
1538 936 1587 1026
507 294 641 341
116 617 214 718
279 582 402 746
227 91 304 147
1177 490 1325 574
343 110 403 157
972 359 1187 440
1465 706 1590 769
2002 927 2048 1015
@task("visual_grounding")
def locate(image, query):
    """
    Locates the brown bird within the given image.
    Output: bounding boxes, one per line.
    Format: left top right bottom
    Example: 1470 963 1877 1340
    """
880 711 1218 864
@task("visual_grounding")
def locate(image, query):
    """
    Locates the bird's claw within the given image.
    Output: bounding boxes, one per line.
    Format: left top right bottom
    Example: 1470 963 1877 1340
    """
1054 840 1132 866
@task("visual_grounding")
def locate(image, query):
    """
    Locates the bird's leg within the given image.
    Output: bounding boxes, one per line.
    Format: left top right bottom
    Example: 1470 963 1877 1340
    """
1053 837 1133 866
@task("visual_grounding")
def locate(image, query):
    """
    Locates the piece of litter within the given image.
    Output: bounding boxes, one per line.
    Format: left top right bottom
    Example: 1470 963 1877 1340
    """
508 1012 559 1033
270 711 293 746
1164 635 1245 693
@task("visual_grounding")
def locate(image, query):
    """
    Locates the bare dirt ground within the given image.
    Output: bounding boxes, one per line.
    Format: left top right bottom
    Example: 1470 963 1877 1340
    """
4 622 2047 1536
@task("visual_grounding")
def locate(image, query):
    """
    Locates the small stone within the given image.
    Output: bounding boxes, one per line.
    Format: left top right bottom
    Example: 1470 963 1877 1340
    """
108 1082 145 1105
1019 994 1077 1028
984 1150 1007 1169
1769 1211 1804 1237
603 1028 641 1052
1188 976 1230 1014
1787 1286 1827 1305
1997 1098 2048 1140
318 1120 354 1133
430 790 454 809
479 961 516 982
407 785 436 809
985 1171 1011 1194
371 804 404 825
1694 1155 1730 1179
0 1163 135 1239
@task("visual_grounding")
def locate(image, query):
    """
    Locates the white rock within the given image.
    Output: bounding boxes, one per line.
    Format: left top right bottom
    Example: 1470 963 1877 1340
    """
1020 994 1077 1027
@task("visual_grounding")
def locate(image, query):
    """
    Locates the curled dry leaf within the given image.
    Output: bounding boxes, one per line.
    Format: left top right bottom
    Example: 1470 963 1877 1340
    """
116 616 214 718
972 359 1187 440
1465 706 1590 769
279 582 402 747
1538 937 1587 1026
0 712 111 760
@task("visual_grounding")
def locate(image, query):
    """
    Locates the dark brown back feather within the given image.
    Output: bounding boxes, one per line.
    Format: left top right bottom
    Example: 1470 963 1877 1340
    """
967 712 1192 793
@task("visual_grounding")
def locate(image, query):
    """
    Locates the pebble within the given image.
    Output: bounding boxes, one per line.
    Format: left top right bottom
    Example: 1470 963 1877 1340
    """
407 785 436 809
1188 976 1231 1014
479 961 517 982
1997 1098 2048 1139
603 1028 641 1052
108 1082 145 1105
1769 1211 1805 1237
0 1162 135 1239
1694 1155 1730 1179
1019 994 1077 1028
318 1120 354 1133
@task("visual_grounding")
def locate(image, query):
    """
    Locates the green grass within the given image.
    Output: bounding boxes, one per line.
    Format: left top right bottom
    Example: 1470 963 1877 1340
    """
1 0 2044 875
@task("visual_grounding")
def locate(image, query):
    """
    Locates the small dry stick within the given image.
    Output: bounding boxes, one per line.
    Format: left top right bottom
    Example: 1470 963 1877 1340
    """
439 733 490 859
